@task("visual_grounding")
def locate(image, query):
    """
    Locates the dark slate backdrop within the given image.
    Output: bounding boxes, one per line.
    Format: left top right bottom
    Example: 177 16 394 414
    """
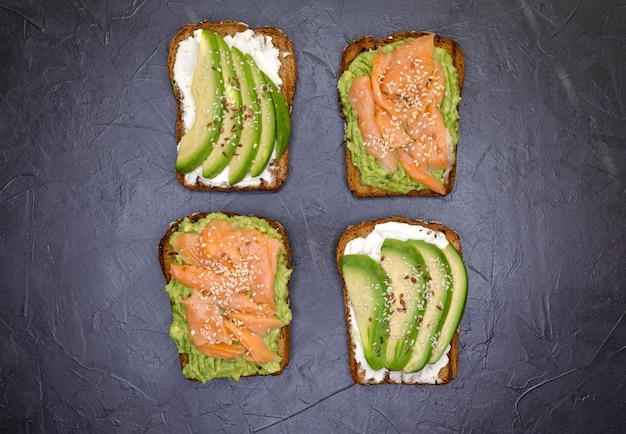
1 0 625 432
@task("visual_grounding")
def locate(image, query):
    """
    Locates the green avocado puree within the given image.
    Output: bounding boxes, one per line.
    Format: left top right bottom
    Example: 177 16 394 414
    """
164 213 292 383
338 39 461 194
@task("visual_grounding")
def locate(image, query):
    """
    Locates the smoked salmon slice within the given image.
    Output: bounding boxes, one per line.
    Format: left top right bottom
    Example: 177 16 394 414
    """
194 342 246 360
348 75 398 172
182 290 231 345
228 312 284 336
405 102 449 169
170 263 216 291
223 320 277 364
396 148 445 194
169 262 250 296
170 232 205 267
426 58 446 106
200 219 245 263
374 108 412 150
370 51 397 114
381 34 436 104
239 232 283 309
228 292 274 315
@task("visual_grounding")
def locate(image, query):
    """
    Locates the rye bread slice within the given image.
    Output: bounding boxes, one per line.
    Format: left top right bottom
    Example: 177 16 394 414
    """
158 212 291 381
338 32 465 198
168 21 297 191
336 216 462 385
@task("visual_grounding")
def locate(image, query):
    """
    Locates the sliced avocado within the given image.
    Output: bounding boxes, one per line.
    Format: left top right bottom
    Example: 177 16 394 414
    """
228 47 261 185
247 55 276 177
341 254 390 370
176 30 224 174
427 244 468 364
402 240 452 373
379 239 429 371
263 71 290 160
201 34 242 179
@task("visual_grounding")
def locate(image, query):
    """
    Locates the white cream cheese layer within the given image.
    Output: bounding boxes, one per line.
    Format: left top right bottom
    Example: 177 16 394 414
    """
344 222 451 384
173 28 284 188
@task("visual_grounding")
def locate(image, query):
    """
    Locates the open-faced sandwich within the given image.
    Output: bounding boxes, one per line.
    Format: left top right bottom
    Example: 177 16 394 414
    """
338 32 464 197
159 212 292 382
168 21 296 191
336 217 468 385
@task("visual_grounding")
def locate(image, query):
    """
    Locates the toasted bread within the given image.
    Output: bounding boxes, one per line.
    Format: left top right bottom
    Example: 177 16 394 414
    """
336 216 463 385
159 212 291 382
338 32 465 198
168 21 297 191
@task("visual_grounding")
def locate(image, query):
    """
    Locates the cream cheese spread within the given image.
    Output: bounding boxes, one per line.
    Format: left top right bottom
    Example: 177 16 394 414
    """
173 28 284 188
344 222 451 384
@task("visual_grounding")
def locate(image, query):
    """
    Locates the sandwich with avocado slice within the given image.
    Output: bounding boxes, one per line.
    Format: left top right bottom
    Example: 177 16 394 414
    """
168 21 296 191
158 212 292 383
336 216 468 385
338 31 464 197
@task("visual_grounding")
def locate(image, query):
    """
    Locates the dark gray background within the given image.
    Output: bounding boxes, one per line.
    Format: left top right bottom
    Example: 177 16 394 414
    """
1 0 624 432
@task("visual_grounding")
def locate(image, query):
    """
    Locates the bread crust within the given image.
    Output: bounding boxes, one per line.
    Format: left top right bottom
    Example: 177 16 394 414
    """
168 21 297 192
338 32 465 198
336 216 463 385
158 212 291 380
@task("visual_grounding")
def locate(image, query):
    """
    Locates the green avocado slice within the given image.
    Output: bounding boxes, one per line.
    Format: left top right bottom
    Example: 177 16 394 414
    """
201 34 242 179
427 244 468 363
247 55 277 177
402 240 452 373
342 254 390 370
228 47 261 185
175 30 224 174
379 239 429 371
263 71 290 160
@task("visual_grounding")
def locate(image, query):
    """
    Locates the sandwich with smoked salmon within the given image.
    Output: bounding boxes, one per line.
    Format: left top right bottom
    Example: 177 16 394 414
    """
338 32 465 197
159 212 292 382
336 216 468 385
168 21 296 191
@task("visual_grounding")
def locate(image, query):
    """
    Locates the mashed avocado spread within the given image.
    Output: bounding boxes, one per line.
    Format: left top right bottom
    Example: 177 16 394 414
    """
165 213 292 383
338 40 461 194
